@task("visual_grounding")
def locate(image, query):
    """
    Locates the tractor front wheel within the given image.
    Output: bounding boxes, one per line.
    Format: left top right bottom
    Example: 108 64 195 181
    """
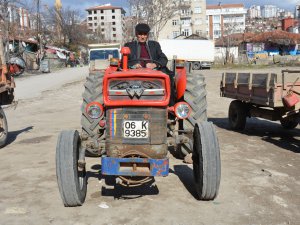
0 106 8 148
56 130 87 207
192 122 221 200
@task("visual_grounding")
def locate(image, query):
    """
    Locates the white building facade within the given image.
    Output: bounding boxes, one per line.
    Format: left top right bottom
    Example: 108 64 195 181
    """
86 4 126 43
206 4 247 40
262 5 277 18
158 0 207 40
248 5 261 18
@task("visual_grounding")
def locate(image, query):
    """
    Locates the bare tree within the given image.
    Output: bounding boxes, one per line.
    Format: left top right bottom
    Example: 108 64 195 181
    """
42 6 87 47
128 0 182 40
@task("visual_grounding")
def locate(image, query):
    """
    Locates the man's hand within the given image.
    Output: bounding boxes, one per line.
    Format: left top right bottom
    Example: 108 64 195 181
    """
146 63 157 69
134 63 142 69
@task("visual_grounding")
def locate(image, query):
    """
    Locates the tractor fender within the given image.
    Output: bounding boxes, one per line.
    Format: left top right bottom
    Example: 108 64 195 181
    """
175 67 187 99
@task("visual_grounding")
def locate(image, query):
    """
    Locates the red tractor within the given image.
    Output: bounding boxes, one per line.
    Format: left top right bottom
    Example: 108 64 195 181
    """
56 47 221 206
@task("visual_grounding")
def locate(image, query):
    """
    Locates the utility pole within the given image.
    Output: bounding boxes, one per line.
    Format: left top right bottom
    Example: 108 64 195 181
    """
55 0 62 44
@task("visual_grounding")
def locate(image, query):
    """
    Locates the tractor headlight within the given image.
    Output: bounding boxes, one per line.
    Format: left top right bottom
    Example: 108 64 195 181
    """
86 102 103 119
174 102 191 119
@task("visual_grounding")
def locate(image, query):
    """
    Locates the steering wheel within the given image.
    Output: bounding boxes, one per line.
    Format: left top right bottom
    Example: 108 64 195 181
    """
128 58 163 69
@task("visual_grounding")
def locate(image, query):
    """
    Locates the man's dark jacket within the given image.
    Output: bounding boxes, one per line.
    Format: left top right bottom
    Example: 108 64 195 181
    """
124 40 168 68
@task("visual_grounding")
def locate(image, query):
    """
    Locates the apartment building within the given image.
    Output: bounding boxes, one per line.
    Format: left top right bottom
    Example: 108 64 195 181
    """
262 5 277 18
206 4 247 40
248 5 261 18
86 4 126 43
158 0 207 39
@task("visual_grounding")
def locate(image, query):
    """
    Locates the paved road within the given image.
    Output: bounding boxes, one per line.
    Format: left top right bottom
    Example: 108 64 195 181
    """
14 66 88 100
0 67 299 225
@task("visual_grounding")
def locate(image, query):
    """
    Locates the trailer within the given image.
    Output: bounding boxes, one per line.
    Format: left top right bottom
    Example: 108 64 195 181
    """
220 70 300 130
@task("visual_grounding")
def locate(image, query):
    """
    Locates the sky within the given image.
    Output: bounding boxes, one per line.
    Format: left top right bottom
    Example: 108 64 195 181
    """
41 0 299 14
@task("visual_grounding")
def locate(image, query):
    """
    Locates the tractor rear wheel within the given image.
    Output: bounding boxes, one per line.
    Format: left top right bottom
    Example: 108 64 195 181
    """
176 73 207 158
228 100 248 131
184 73 207 129
192 122 221 200
0 106 8 148
56 130 87 207
81 72 104 157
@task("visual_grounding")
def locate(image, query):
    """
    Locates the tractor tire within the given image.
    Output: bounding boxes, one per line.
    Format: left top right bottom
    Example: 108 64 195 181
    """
175 73 207 158
280 117 298 129
0 106 8 148
56 130 87 207
81 72 104 157
192 122 221 200
184 73 207 129
228 100 248 131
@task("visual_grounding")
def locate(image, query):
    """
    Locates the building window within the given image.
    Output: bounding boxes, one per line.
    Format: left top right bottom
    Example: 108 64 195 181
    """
214 30 221 37
101 10 104 13
94 10 96 14
112 9 115 13
172 20 178 26
181 18 191 25
182 29 190 36
88 11 92 15
94 17 97 20
112 15 115 19
102 28 104 32
112 22 116 25
194 7 202 14
88 17 92 21
113 28 116 31
101 16 104 19
101 22 104 25
113 34 116 37
181 9 190 16
213 15 220 22
94 23 97 26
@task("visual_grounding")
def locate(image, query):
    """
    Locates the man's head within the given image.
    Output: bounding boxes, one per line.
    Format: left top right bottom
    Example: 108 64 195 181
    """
135 23 150 43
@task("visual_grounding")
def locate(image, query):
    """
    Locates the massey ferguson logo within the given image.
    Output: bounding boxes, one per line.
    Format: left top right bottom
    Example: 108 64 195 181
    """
126 83 144 99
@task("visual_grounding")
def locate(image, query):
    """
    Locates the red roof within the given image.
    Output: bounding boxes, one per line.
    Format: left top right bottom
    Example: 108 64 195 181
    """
250 30 300 45
207 4 244 10
215 30 300 46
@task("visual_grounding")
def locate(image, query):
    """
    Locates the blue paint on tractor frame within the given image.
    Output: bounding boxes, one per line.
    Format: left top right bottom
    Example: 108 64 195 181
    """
101 157 169 177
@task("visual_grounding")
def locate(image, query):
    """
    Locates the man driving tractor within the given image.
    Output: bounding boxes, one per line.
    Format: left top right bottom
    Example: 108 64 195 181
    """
124 23 175 105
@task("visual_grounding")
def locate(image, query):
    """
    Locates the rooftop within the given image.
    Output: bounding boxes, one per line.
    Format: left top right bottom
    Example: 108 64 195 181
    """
207 4 245 10
86 4 126 14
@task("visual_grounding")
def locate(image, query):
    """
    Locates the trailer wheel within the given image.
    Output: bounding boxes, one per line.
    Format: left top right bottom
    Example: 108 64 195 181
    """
228 100 248 131
192 122 221 200
56 130 87 207
280 117 298 129
81 72 104 157
0 106 8 148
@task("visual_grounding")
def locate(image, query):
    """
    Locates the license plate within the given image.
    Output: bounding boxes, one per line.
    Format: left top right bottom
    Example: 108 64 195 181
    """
123 120 149 138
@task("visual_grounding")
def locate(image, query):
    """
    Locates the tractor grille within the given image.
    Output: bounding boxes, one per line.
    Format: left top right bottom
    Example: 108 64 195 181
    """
105 107 168 158
108 78 166 101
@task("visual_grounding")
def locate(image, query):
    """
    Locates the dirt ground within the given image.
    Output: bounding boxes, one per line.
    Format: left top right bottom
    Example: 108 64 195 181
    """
0 66 299 225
